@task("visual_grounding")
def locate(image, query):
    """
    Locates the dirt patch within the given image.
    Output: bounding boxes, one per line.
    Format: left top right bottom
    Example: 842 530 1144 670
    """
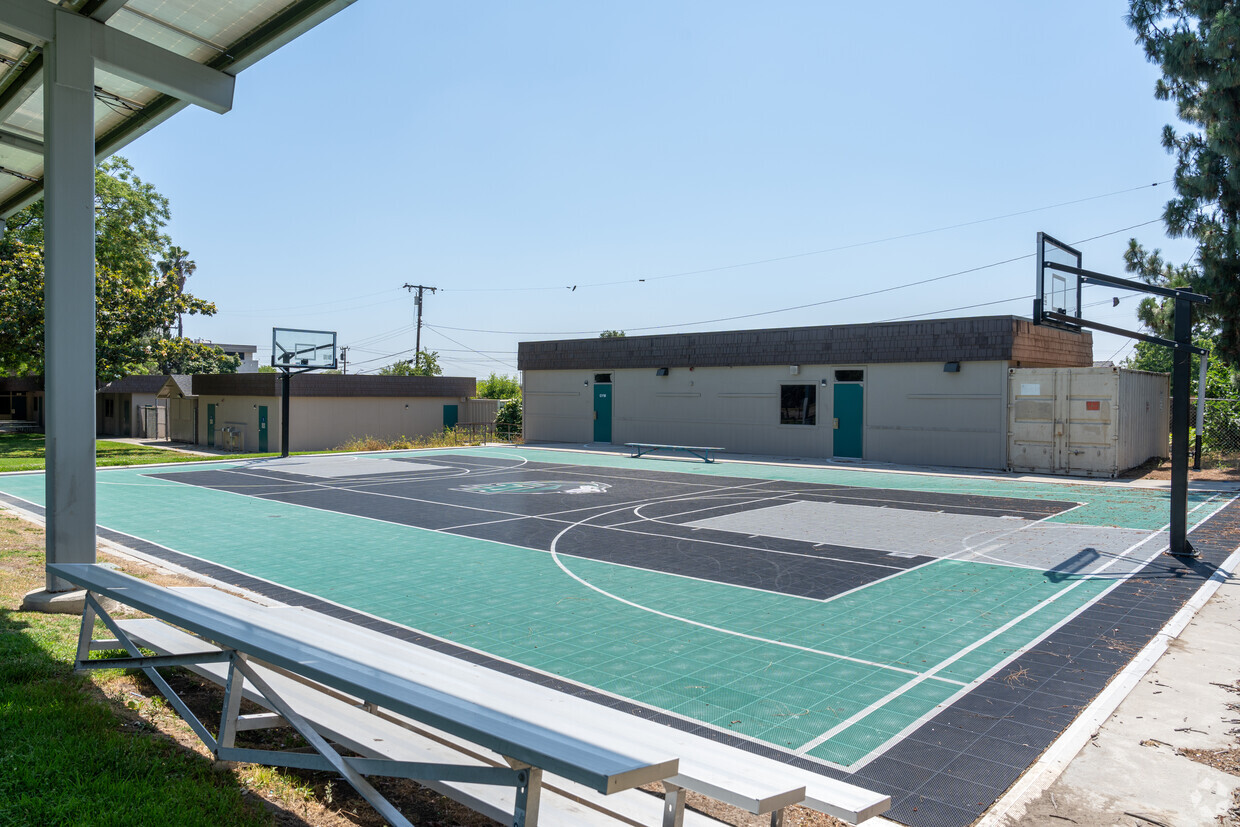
1119 457 1240 482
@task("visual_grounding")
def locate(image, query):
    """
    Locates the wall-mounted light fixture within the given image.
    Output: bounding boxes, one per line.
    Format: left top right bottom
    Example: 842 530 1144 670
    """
789 365 799 375
943 361 961 373
656 367 669 376
820 378 828 385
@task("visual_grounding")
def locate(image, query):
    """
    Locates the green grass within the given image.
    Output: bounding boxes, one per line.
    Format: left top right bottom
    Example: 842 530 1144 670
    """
0 520 272 827
0 433 278 473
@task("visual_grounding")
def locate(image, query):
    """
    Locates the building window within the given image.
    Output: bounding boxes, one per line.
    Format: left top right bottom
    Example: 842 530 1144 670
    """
780 385 816 425
103 399 114 418
835 369 864 383
594 373 612 383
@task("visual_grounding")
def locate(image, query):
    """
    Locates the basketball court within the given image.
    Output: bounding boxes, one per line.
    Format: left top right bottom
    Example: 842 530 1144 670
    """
2 446 1237 826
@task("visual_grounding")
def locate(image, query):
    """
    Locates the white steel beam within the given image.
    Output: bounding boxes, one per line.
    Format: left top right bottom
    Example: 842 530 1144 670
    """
91 22 234 114
0 0 234 113
42 9 97 594
0 127 42 155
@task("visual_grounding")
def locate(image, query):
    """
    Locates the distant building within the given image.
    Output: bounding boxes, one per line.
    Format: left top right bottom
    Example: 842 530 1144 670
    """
160 373 497 452
518 315 1106 471
97 374 190 439
196 341 261 373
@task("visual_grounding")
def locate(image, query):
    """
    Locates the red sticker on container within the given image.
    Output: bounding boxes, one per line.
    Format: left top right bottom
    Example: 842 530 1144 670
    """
1086 400 1100 411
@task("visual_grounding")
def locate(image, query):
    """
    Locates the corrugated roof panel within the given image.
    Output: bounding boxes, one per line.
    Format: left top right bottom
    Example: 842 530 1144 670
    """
0 0 359 215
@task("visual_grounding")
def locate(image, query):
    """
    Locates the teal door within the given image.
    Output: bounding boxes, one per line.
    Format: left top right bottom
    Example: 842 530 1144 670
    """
833 383 863 458
443 404 459 429
593 384 612 443
206 403 216 448
258 406 268 453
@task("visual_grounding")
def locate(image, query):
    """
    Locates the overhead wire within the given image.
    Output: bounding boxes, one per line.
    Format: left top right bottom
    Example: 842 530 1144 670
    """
428 218 1166 337
441 180 1170 294
422 324 518 371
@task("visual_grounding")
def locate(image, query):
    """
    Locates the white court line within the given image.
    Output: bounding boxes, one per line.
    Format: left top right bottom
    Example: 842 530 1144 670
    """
546 502 967 686
795 491 1227 759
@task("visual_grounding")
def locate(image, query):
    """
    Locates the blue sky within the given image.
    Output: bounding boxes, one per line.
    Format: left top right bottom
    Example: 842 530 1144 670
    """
122 0 1196 377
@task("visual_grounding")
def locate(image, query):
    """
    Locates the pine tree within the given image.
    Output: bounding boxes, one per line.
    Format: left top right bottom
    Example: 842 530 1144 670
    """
1126 1 1240 362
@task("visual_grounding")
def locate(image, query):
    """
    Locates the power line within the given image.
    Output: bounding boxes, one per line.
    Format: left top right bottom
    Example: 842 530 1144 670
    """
422 324 517 371
429 218 1165 337
441 180 1170 294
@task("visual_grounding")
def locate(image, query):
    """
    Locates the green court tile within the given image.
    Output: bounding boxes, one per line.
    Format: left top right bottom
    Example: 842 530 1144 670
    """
722 673 792 699
669 698 721 720
620 647 677 668
686 665 748 688
0 449 1202 770
811 723 891 759
848 706 924 739
715 652 781 675
775 650 839 672
697 685 763 713
629 665 685 687
656 678 712 701
573 648 627 668
589 658 642 679
772 684 844 711
742 661 813 686
597 676 659 699
524 639 586 661
812 733 887 766
633 686 695 711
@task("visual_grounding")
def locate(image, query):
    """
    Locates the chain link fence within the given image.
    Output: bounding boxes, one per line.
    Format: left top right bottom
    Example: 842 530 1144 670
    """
1191 398 1240 467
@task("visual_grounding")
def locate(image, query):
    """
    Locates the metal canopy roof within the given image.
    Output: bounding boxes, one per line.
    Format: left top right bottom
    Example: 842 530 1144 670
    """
0 0 357 218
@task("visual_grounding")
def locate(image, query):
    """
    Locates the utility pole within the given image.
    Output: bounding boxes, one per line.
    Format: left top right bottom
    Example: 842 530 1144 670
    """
339 346 348 375
402 283 437 369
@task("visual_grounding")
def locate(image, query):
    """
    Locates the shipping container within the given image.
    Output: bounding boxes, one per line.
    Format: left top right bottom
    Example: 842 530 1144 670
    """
1007 367 1168 477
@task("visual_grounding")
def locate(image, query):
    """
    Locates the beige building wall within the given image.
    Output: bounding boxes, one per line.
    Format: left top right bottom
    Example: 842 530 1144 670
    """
524 360 1011 468
865 361 1008 468
196 395 466 453
169 397 197 443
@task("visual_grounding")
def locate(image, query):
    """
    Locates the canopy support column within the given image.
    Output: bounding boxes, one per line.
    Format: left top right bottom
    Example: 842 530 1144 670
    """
40 10 97 597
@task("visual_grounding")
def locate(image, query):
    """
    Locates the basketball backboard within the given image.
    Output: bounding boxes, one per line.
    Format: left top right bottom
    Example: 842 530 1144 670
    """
1034 232 1082 328
272 328 337 369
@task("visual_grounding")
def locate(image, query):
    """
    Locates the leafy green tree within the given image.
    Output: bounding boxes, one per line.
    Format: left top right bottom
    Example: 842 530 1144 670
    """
1125 336 1240 453
495 398 522 441
477 372 521 399
600 330 625 338
1125 2 1240 364
0 158 218 382
257 365 277 374
145 338 240 375
1124 337 1237 398
157 246 197 338
379 350 442 376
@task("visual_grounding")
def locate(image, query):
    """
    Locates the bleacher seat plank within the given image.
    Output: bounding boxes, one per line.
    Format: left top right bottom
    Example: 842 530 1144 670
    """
118 617 732 827
51 563 677 816
161 587 888 823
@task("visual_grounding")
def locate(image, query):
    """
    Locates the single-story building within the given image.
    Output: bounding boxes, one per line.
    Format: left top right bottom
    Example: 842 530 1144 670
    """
97 374 189 439
173 373 497 453
518 315 1126 471
0 375 43 429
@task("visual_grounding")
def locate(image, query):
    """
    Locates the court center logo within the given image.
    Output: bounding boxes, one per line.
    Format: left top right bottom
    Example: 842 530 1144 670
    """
453 481 611 495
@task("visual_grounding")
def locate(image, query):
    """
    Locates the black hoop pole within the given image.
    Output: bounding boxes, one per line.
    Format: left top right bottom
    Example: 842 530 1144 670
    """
280 369 291 458
1169 294 1197 558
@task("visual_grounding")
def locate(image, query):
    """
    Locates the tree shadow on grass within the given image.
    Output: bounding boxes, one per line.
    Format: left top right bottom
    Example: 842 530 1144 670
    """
0 605 287 827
